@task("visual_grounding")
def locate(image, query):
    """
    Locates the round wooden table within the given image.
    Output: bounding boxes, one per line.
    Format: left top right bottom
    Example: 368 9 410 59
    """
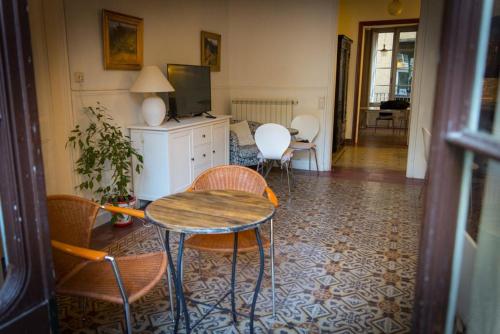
145 190 276 334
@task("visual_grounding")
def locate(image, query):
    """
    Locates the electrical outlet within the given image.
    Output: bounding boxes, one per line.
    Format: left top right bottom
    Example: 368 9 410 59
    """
75 72 84 83
318 96 325 110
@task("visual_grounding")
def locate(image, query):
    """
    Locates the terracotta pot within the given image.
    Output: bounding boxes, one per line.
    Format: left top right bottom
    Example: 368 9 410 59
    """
110 196 136 227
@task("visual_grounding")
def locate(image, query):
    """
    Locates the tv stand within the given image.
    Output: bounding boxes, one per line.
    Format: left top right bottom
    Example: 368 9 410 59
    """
167 114 180 123
204 111 216 119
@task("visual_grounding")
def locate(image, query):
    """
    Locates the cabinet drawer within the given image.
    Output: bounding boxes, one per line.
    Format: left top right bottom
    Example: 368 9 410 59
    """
193 126 211 146
193 144 211 166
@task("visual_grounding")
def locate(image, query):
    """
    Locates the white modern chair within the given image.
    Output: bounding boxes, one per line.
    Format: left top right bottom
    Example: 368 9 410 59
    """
255 123 294 193
290 115 320 174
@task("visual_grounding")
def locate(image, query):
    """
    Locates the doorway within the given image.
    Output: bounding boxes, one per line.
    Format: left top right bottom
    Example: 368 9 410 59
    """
334 20 418 174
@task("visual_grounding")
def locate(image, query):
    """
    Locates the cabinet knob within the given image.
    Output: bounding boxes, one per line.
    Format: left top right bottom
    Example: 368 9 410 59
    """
191 158 194 161
202 134 206 138
212 150 216 154
202 153 206 157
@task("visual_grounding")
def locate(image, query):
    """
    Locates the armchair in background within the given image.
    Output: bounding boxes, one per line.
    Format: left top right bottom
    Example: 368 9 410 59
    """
229 120 261 166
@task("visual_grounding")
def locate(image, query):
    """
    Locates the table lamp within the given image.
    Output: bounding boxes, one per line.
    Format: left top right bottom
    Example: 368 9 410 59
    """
130 65 174 126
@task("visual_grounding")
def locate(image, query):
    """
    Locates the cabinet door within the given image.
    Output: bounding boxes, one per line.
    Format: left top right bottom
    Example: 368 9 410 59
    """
212 122 228 166
131 131 169 200
193 144 212 178
168 130 194 193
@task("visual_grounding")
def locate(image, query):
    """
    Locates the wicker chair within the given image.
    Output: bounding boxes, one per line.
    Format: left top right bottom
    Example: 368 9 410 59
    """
47 195 173 334
183 165 279 316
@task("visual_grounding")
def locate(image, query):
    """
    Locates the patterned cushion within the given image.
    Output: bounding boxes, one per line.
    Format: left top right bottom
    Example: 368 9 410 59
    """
229 120 262 166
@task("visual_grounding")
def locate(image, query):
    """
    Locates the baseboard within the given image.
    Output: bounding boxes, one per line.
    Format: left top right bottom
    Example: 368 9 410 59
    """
94 210 111 229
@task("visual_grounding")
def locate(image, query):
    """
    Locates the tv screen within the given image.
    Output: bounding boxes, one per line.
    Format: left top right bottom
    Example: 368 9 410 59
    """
166 64 211 117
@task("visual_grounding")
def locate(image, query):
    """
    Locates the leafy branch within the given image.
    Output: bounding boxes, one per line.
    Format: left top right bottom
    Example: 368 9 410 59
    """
67 103 143 206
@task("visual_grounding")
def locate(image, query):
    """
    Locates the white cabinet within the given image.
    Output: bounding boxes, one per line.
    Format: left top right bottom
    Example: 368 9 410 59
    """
168 130 193 194
129 116 230 201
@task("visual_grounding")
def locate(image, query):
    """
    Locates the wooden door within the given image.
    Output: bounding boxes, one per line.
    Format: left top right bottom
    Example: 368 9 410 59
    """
0 0 57 332
413 0 500 332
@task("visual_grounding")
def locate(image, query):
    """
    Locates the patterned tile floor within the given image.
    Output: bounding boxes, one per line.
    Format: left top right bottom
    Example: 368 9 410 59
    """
57 172 422 333
334 129 408 172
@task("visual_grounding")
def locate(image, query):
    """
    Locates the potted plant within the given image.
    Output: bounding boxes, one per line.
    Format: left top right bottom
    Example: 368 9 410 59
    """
67 103 143 227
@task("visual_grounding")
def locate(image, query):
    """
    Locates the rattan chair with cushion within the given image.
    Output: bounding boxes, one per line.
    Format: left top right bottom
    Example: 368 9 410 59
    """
47 195 173 334
183 165 279 316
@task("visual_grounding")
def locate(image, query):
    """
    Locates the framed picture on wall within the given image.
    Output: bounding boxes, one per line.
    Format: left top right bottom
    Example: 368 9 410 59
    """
200 31 221 72
102 10 143 70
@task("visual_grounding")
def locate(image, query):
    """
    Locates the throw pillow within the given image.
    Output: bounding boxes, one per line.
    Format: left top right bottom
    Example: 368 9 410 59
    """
230 120 255 146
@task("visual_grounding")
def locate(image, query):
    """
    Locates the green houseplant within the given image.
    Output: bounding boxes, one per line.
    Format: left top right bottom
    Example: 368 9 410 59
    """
67 103 143 226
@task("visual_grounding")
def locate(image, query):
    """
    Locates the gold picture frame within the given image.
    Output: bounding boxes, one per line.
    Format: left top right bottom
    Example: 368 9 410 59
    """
102 10 143 70
201 31 221 72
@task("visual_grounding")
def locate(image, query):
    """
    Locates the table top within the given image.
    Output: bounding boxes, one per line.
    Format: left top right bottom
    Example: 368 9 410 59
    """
145 190 276 234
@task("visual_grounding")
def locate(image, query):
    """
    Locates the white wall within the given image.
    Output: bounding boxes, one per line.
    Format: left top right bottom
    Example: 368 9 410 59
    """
65 0 231 130
406 0 444 178
228 0 339 171
31 0 340 194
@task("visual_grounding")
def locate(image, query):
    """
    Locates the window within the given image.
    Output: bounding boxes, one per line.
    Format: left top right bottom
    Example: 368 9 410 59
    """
369 26 417 104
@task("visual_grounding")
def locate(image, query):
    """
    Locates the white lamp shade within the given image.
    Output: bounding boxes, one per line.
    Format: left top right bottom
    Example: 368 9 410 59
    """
130 65 174 93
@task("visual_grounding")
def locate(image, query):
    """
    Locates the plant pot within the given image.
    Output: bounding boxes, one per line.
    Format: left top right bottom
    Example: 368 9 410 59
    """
109 196 136 228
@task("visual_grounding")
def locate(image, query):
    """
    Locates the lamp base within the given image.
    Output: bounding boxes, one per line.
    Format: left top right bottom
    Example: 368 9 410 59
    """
141 96 166 126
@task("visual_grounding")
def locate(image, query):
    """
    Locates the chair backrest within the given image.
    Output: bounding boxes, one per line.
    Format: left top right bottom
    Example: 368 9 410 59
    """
254 123 291 160
422 127 432 163
47 195 100 281
291 115 320 143
191 165 268 195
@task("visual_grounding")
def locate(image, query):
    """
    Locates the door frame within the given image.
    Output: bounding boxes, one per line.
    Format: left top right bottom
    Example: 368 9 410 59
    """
412 0 496 332
351 19 419 143
0 0 57 331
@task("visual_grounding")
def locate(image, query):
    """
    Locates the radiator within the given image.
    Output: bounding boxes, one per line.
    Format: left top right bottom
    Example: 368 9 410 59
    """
231 99 298 127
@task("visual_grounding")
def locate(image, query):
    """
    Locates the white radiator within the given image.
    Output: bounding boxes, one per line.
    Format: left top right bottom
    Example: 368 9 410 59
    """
231 99 298 127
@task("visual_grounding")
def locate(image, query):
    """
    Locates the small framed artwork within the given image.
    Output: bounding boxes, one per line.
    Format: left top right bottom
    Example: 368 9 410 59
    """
102 10 143 70
201 31 221 72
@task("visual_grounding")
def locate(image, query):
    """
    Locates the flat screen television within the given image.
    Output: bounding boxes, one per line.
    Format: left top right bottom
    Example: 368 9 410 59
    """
165 64 211 120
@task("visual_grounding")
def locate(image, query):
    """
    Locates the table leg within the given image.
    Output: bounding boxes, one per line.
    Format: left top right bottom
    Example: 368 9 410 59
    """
165 231 190 333
250 228 265 333
231 232 238 323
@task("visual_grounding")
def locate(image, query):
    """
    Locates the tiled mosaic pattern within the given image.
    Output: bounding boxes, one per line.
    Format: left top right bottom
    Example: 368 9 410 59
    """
57 174 422 333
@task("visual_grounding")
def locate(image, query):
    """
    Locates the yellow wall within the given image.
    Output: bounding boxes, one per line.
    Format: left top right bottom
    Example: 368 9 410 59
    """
338 0 421 139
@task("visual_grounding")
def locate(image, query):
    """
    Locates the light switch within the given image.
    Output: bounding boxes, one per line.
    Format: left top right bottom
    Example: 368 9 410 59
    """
318 96 325 110
75 72 84 83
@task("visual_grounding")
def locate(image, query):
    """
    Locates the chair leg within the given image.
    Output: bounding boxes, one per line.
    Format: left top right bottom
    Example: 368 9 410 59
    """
79 297 88 327
155 225 175 322
106 256 132 334
308 149 311 172
312 148 319 176
123 302 132 334
270 218 276 318
197 250 203 279
285 162 291 194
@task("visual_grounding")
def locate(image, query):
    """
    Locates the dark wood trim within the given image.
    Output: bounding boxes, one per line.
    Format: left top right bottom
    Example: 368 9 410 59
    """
343 138 353 145
412 0 484 332
0 0 57 331
447 131 500 161
351 18 419 143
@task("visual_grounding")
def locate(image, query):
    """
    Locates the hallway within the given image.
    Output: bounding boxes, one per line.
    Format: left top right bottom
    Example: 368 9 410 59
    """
333 128 408 173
